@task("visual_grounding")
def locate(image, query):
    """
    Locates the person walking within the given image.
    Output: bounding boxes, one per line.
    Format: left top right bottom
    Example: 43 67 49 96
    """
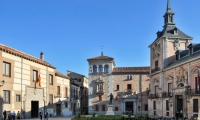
44 111 48 120
39 111 43 120
16 111 20 119
180 109 183 118
3 110 7 120
8 112 12 120
12 111 16 120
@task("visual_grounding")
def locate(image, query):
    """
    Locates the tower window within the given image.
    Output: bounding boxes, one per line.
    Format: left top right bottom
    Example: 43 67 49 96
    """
104 65 109 72
93 65 97 73
98 65 103 72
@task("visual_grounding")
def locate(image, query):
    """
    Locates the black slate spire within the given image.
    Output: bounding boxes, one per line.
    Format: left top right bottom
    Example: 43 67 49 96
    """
163 0 175 27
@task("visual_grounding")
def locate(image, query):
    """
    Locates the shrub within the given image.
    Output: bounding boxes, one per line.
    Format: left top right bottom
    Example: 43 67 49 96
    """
128 112 131 118
78 113 81 118
144 113 148 120
82 112 85 115
92 113 96 117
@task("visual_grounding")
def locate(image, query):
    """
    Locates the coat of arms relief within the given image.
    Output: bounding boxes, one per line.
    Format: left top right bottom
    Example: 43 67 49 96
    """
175 66 188 87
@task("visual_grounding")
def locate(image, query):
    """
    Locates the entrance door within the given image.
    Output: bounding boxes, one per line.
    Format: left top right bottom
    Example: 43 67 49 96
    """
56 104 61 116
31 101 39 118
125 102 133 114
176 95 183 112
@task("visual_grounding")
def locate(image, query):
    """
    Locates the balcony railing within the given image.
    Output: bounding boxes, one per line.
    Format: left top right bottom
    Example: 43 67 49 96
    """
151 67 160 73
185 89 200 95
149 93 159 99
123 89 134 93
162 92 173 98
96 89 104 94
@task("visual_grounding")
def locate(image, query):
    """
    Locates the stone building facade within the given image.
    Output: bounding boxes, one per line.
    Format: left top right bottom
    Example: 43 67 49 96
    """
67 70 89 115
148 0 200 118
0 43 73 118
87 52 150 115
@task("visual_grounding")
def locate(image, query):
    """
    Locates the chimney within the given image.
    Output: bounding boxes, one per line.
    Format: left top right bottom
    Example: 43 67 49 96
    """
40 52 44 60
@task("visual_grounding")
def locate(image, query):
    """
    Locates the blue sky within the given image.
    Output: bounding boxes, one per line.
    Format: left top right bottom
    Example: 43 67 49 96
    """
0 0 200 77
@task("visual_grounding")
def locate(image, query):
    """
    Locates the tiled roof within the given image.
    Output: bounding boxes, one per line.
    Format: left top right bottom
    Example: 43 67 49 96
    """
0 44 56 69
112 67 150 74
55 71 70 79
87 55 114 61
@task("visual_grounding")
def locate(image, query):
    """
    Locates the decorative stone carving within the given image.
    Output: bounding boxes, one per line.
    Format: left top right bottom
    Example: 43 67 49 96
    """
153 79 159 86
175 66 188 86
152 43 160 58
190 66 200 74
165 75 173 82
174 39 180 51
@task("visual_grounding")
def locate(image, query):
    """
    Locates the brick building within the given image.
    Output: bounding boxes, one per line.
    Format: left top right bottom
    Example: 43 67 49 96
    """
148 0 200 118
87 52 150 115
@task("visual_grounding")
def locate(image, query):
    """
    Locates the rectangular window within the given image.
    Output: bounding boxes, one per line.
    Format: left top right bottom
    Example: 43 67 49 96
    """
193 99 198 112
195 77 200 93
95 105 99 111
49 94 53 104
49 74 53 85
65 102 68 108
57 86 60 96
3 90 10 104
33 70 38 81
102 105 105 111
115 107 118 111
166 100 169 110
166 112 169 116
155 86 158 95
117 85 119 91
16 94 20 102
99 95 102 101
155 60 158 68
65 87 68 97
127 84 132 90
145 104 148 111
3 62 11 77
168 83 172 93
153 101 156 110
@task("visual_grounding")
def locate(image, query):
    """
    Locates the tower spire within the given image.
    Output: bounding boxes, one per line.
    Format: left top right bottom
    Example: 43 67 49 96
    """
167 0 171 11
101 45 104 56
163 0 175 27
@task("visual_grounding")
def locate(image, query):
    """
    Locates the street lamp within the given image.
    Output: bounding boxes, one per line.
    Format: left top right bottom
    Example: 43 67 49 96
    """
0 80 5 86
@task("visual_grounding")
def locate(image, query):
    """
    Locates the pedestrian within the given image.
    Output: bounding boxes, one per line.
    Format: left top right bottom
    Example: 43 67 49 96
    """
12 111 16 120
45 111 48 120
39 111 42 120
3 110 7 120
17 111 20 119
180 109 183 118
176 110 179 120
8 112 12 120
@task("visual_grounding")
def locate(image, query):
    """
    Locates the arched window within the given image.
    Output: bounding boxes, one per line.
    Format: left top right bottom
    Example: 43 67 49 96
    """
99 65 103 72
104 65 109 73
93 65 97 73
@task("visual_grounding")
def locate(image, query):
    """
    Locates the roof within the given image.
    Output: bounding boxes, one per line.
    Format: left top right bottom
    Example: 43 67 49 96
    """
67 70 87 78
0 44 56 69
55 71 70 79
166 49 200 68
112 67 150 74
87 55 114 61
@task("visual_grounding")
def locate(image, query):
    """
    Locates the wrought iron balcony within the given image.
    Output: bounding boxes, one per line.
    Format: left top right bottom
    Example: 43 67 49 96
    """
151 67 160 73
162 92 173 98
149 93 159 99
96 89 104 95
185 89 200 96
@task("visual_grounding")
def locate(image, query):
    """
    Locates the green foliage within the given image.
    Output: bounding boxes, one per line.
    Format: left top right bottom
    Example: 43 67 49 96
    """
128 112 131 118
78 113 81 118
144 113 148 120
82 112 85 115
92 113 96 117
